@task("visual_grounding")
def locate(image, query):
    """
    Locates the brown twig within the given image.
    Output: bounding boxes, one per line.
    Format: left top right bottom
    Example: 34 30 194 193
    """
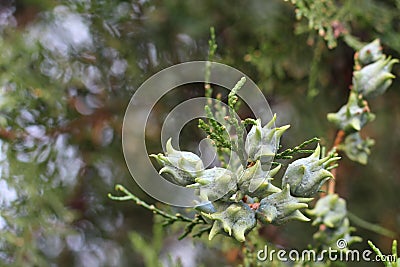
327 130 345 194
319 130 345 232
0 128 17 140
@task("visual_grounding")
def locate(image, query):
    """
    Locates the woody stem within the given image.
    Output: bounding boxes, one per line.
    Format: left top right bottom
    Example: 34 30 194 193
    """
327 130 345 194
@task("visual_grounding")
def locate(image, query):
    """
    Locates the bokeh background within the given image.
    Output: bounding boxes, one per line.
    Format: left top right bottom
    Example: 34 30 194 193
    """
0 0 399 266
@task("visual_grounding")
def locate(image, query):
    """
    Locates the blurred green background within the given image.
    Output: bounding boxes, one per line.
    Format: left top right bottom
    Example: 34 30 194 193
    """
0 0 399 266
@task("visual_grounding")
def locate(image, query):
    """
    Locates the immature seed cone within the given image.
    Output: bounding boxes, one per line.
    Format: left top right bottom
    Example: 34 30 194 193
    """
307 194 347 228
195 201 216 213
311 195 362 249
357 39 383 66
338 132 375 165
256 184 312 225
353 56 398 98
313 218 362 250
237 160 281 198
327 91 375 133
282 144 340 197
195 201 223 224
245 114 290 164
150 138 204 186
187 167 237 201
202 202 256 242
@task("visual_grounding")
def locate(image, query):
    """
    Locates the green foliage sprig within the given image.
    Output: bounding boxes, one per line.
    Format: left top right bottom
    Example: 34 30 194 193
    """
368 240 399 267
108 184 210 240
285 0 345 48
